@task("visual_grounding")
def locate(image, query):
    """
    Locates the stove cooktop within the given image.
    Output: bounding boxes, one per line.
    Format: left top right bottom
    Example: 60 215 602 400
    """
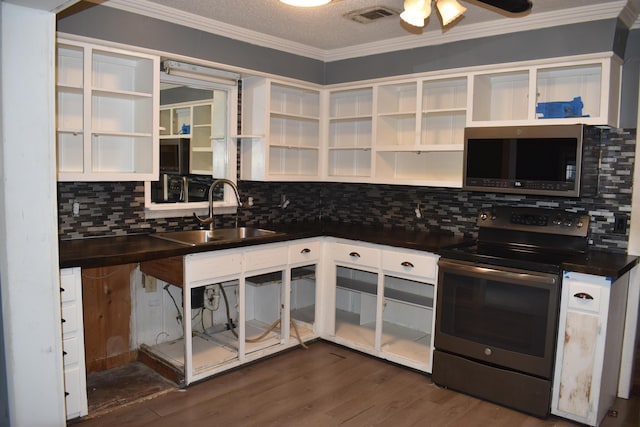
439 243 567 274
440 206 591 275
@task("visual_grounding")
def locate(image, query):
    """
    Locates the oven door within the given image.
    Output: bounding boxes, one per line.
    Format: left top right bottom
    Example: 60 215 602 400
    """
435 258 560 379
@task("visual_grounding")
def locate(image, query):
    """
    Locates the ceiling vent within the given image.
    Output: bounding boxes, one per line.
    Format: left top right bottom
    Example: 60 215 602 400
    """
344 6 399 24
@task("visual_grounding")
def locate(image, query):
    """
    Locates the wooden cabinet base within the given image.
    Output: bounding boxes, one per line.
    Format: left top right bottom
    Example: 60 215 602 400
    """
82 264 136 373
138 344 185 387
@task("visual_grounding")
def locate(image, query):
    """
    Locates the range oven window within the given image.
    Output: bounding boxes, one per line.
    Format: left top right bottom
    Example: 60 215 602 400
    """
439 271 550 357
435 260 559 379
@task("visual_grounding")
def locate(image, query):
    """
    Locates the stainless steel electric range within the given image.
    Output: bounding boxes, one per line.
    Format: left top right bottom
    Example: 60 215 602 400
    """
433 205 591 418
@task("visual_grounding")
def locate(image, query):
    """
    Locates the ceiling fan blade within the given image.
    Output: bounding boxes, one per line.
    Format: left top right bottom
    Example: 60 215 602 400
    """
475 0 533 13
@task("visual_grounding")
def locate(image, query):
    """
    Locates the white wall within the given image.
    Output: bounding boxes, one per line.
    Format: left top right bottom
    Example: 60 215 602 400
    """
619 74 640 398
0 2 65 425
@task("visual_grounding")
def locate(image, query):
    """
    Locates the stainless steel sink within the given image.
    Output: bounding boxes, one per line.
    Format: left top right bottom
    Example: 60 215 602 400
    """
151 227 278 246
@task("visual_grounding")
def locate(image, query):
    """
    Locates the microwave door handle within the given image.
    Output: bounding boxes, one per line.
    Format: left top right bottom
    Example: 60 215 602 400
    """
439 260 557 286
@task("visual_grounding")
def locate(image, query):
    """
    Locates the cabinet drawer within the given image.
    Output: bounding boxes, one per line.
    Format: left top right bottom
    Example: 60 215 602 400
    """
63 336 80 366
186 251 242 283
59 268 78 303
331 242 379 267
245 245 288 272
382 249 438 281
567 281 602 313
289 240 321 264
61 303 79 335
64 366 84 418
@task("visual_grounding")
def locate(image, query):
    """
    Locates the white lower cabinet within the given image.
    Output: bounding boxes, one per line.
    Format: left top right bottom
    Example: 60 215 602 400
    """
325 239 438 373
137 240 322 385
551 270 631 426
59 267 88 420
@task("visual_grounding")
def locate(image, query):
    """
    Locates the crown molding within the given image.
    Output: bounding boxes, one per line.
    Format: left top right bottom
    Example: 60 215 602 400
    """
100 0 627 62
620 0 640 28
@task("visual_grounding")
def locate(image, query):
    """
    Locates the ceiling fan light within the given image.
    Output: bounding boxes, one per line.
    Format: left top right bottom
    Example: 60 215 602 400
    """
436 0 467 26
401 0 431 27
279 0 331 7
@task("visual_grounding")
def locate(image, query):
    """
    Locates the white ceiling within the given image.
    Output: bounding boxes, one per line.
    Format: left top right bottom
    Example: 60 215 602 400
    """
98 0 635 61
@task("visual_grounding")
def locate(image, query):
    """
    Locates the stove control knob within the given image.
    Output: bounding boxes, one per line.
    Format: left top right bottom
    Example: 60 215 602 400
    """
484 347 492 356
480 212 488 221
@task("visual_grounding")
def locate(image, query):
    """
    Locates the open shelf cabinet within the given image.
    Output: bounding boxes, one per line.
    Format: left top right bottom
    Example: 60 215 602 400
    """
241 77 321 181
56 40 159 181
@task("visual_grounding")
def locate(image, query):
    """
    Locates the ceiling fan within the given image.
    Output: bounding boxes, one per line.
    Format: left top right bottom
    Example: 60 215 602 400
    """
400 0 532 28
475 0 533 13
281 1 533 28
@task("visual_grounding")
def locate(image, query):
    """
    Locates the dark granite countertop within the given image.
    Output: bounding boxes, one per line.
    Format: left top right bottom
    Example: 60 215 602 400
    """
559 250 638 279
59 222 637 279
58 222 468 269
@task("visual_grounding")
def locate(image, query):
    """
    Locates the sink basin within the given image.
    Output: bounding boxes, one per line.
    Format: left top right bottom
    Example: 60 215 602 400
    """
151 227 278 246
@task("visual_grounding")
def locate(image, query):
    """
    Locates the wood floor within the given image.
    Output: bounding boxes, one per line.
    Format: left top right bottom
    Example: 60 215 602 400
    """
73 341 639 427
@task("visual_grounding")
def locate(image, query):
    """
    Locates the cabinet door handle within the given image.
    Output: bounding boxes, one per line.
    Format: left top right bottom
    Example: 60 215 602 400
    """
573 292 594 300
349 252 360 258
61 318 66 323
401 261 414 268
60 287 65 293
63 351 68 356
301 248 311 254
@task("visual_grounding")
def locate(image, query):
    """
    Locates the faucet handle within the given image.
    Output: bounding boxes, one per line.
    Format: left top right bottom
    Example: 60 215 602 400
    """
193 212 213 226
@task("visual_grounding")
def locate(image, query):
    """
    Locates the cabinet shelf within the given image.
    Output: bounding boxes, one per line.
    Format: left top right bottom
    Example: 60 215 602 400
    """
269 144 319 150
336 276 377 295
58 129 84 135
58 84 83 92
329 115 372 121
160 134 191 139
92 88 153 99
92 130 152 137
422 107 466 114
328 146 371 151
384 288 433 308
234 134 264 139
375 144 463 152
270 112 319 122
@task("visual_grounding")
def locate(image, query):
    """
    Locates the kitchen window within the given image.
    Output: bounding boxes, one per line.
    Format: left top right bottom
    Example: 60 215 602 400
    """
144 62 239 219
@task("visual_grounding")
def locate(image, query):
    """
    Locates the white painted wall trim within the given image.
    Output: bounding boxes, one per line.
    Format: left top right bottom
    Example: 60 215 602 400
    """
619 66 640 398
0 3 65 425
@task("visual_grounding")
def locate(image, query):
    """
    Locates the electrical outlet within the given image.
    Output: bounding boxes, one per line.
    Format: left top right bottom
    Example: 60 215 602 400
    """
144 274 157 292
613 214 628 234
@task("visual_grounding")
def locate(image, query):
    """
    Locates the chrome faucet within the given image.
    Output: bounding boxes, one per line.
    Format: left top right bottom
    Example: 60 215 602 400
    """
193 178 242 231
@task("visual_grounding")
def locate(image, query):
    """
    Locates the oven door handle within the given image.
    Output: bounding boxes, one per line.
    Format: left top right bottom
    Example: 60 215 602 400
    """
438 259 558 286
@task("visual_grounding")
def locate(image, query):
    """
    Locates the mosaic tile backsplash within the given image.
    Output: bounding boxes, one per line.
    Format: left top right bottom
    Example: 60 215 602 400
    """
58 129 636 254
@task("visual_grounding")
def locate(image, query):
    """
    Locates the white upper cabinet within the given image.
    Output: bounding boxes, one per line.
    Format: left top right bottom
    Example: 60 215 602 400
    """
327 86 373 181
373 77 466 187
240 77 322 181
56 39 159 181
469 53 621 127
327 76 467 187
324 52 620 187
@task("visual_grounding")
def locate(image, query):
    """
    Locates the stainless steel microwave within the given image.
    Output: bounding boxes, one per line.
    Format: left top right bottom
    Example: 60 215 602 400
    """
160 137 190 175
463 124 601 197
